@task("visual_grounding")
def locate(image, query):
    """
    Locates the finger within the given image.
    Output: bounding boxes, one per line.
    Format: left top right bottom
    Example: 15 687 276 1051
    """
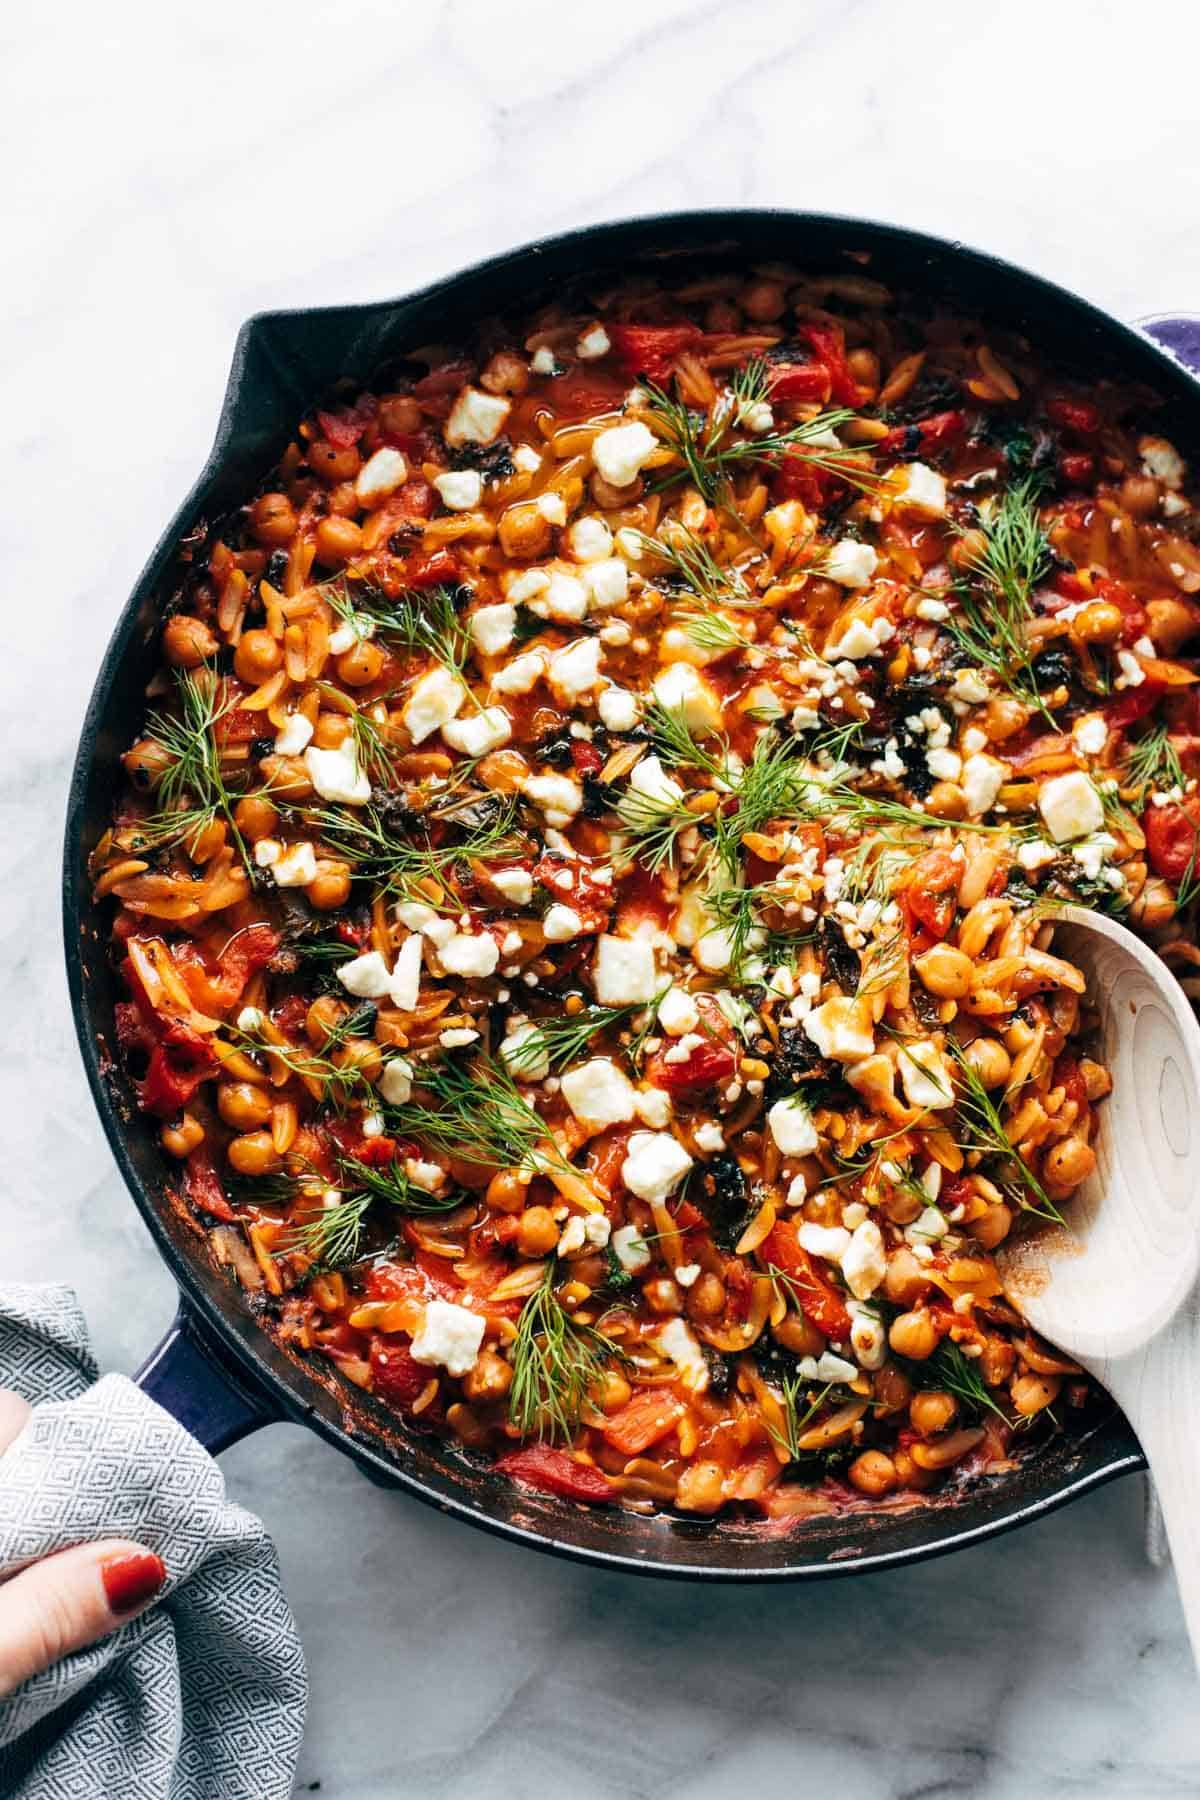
0 1390 31 1457
0 1540 166 1698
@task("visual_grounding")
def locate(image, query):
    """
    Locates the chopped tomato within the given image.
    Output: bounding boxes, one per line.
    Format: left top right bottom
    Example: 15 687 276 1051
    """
602 1390 687 1454
1145 798 1200 882
569 740 604 776
797 323 861 407
412 361 476 420
901 848 962 940
771 453 841 508
316 399 375 448
765 360 830 405
176 922 280 1014
1058 450 1094 487
1052 1055 1088 1109
1047 394 1101 435
584 1126 633 1198
182 1147 235 1222
392 478 436 522
213 707 262 747
494 1446 614 1503
1102 681 1166 730
760 1220 852 1342
1096 578 1147 647
614 866 671 935
325 1116 402 1167
337 917 371 947
369 1338 429 1410
544 367 627 419
531 850 613 932
139 1029 217 1116
608 322 704 383
879 409 966 458
645 1036 736 1093
1050 571 1091 605
405 548 460 589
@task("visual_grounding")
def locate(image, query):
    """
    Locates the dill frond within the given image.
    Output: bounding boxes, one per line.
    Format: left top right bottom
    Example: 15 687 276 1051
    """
508 1261 622 1443
945 477 1054 718
945 1037 1064 1224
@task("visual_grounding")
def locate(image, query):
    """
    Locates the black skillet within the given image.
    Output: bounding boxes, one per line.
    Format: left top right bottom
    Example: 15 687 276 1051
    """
62 209 1200 1580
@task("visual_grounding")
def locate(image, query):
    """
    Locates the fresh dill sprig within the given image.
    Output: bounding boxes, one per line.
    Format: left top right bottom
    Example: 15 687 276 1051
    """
138 669 253 869
712 730 812 870
347 706 397 787
921 1338 1008 1422
765 1377 836 1464
330 582 474 677
386 1053 561 1174
616 784 702 874
632 527 756 609
945 1037 1064 1224
230 1023 366 1104
278 1190 376 1269
504 998 659 1075
946 477 1054 718
643 383 872 508
1123 722 1185 809
335 1153 463 1216
678 608 749 654
508 1260 622 1443
645 701 729 776
306 795 523 901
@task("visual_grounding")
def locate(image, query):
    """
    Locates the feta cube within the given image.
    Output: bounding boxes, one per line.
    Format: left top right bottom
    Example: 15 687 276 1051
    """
272 841 318 887
847 1301 887 1369
767 1096 820 1156
826 540 878 588
960 753 1008 817
598 685 639 731
693 1121 726 1155
530 346 557 376
1073 714 1108 756
592 421 658 489
441 706 512 757
491 867 534 906
355 446 408 505
798 1222 851 1261
841 1220 886 1299
897 1039 954 1111
499 1022 548 1080
693 927 735 973
470 603 516 657
1140 435 1186 489
611 1223 652 1273
893 462 946 516
1039 770 1104 842
567 516 614 563
657 987 700 1037
622 1131 693 1202
388 933 423 1011
594 935 657 1006
444 386 511 448
652 663 723 735
655 1317 708 1391
543 903 583 941
537 572 589 621
402 666 466 744
548 637 603 705
523 771 583 827
274 712 314 756
576 324 611 361
804 997 875 1062
492 648 548 696
625 754 684 810
337 950 392 999
378 1057 414 1106
561 1058 637 1130
583 558 628 607
439 932 500 979
434 469 483 511
410 1299 485 1377
304 740 371 805
633 1087 672 1128
949 669 990 706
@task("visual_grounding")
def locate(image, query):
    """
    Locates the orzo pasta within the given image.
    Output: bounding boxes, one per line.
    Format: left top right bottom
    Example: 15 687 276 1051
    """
93 267 1200 1516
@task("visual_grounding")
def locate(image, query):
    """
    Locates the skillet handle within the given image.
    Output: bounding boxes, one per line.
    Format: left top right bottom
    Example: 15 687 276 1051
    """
134 1308 278 1453
1137 313 1200 376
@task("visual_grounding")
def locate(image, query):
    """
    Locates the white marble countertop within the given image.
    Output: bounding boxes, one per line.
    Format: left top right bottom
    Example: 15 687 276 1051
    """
8 0 1200 1790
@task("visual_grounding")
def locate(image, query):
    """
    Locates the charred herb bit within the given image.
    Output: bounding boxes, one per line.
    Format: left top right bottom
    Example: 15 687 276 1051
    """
602 1244 637 1297
450 437 515 481
508 1261 622 1443
694 1154 753 1253
820 915 862 993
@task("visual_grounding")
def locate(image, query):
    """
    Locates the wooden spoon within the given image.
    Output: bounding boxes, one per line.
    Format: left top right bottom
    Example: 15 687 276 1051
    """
997 904 1200 1655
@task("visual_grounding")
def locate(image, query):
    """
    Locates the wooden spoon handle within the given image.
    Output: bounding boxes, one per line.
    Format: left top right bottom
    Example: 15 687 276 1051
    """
1107 1305 1200 1661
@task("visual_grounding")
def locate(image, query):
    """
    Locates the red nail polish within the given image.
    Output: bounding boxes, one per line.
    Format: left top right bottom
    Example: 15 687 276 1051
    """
101 1551 166 1615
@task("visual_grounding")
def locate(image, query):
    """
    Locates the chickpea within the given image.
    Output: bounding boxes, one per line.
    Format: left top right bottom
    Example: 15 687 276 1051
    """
161 1111 204 1158
185 817 226 863
122 737 174 789
1071 599 1124 646
218 1081 273 1131
675 1461 725 1514
516 1205 560 1258
978 1335 1016 1389
1119 472 1161 518
1131 876 1177 929
334 1039 383 1084
1011 1372 1062 1416
312 711 353 750
485 1169 528 1214
1146 596 1199 656
880 1185 924 1227
336 641 385 687
462 1349 513 1403
227 1131 283 1177
847 1450 898 1498
910 1390 959 1436
479 350 530 396
234 793 280 842
591 471 642 509
233 629 284 684
872 1364 913 1413
686 1273 726 1319
306 994 348 1045
597 1369 632 1412
963 1036 1012 1090
981 693 1031 742
643 1277 684 1316
249 492 299 547
314 515 364 566
915 942 973 999
307 440 361 484
307 862 352 911
892 1448 936 1491
163 614 219 668
972 1200 1014 1249
498 501 554 561
1043 1136 1096 1190
256 754 313 800
924 780 967 821
326 479 361 518
889 1309 939 1361
772 1311 825 1357
476 748 530 794
377 394 422 436
883 1248 931 1309
1080 1058 1112 1103
740 279 787 322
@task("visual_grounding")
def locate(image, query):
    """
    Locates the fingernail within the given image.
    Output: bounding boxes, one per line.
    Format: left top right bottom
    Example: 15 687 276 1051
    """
101 1551 166 1615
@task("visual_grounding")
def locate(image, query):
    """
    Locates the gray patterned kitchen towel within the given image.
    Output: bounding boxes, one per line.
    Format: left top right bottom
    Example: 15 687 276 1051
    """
0 1284 306 1799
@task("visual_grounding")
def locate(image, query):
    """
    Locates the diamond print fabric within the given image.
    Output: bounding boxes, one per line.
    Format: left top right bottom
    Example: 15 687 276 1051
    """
0 1285 306 1799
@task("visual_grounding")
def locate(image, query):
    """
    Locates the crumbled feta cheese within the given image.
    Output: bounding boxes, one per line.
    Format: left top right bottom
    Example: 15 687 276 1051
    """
826 540 879 588
804 996 875 1062
1039 769 1104 842
626 754 685 811
536 492 567 526
594 934 657 1005
1073 714 1109 756
576 324 611 361
304 739 371 806
492 648 548 695
557 1215 587 1256
355 446 408 505
847 1301 887 1370
693 927 736 973
513 444 542 474
439 932 500 979
675 1262 702 1288
402 666 466 745
329 619 368 655
840 1221 886 1301
439 1027 480 1049
916 597 950 623
657 987 700 1037
634 1087 673 1128
893 462 946 516
1072 832 1118 881
583 557 629 608
652 663 722 735
621 1131 694 1202
499 1021 548 1080
963 727 988 754
406 1158 446 1193
598 685 639 731
1140 435 1186 490
531 346 557 376
535 571 588 621
434 469 483 511
655 1317 708 1391
548 637 603 705
237 1006 263 1033
561 1058 637 1130
337 950 394 1000
827 612 893 660
491 867 534 905
897 1039 954 1111
388 934 423 1011
441 706 512 757
378 1057 414 1106
1017 838 1057 871
274 713 314 756
523 772 583 827
798 1222 851 1262
925 746 963 781
611 1223 651 1273
272 841 318 887
767 1096 820 1156
507 569 551 606
543 904 583 941
689 1121 724 1159
567 516 614 563
410 1299 485 1377
592 421 658 489
907 1205 948 1244
785 1173 809 1207
960 754 1008 817
444 386 511 448
1115 649 1146 690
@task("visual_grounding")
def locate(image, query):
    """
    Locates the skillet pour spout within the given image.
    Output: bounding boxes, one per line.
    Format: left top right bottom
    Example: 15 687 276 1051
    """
66 210 1200 1580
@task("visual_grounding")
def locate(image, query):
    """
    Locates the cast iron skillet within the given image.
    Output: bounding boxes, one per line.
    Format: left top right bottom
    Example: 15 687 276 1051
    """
62 209 1200 1580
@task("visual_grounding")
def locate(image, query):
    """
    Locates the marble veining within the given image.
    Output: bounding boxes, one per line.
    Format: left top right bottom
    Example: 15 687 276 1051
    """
5 0 1200 1791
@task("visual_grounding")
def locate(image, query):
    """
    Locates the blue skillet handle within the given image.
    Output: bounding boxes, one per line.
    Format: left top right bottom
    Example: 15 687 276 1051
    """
134 1310 279 1454
1138 314 1200 378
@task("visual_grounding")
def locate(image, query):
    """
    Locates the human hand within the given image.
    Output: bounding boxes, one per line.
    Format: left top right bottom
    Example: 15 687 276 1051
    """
0 1388 165 1698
